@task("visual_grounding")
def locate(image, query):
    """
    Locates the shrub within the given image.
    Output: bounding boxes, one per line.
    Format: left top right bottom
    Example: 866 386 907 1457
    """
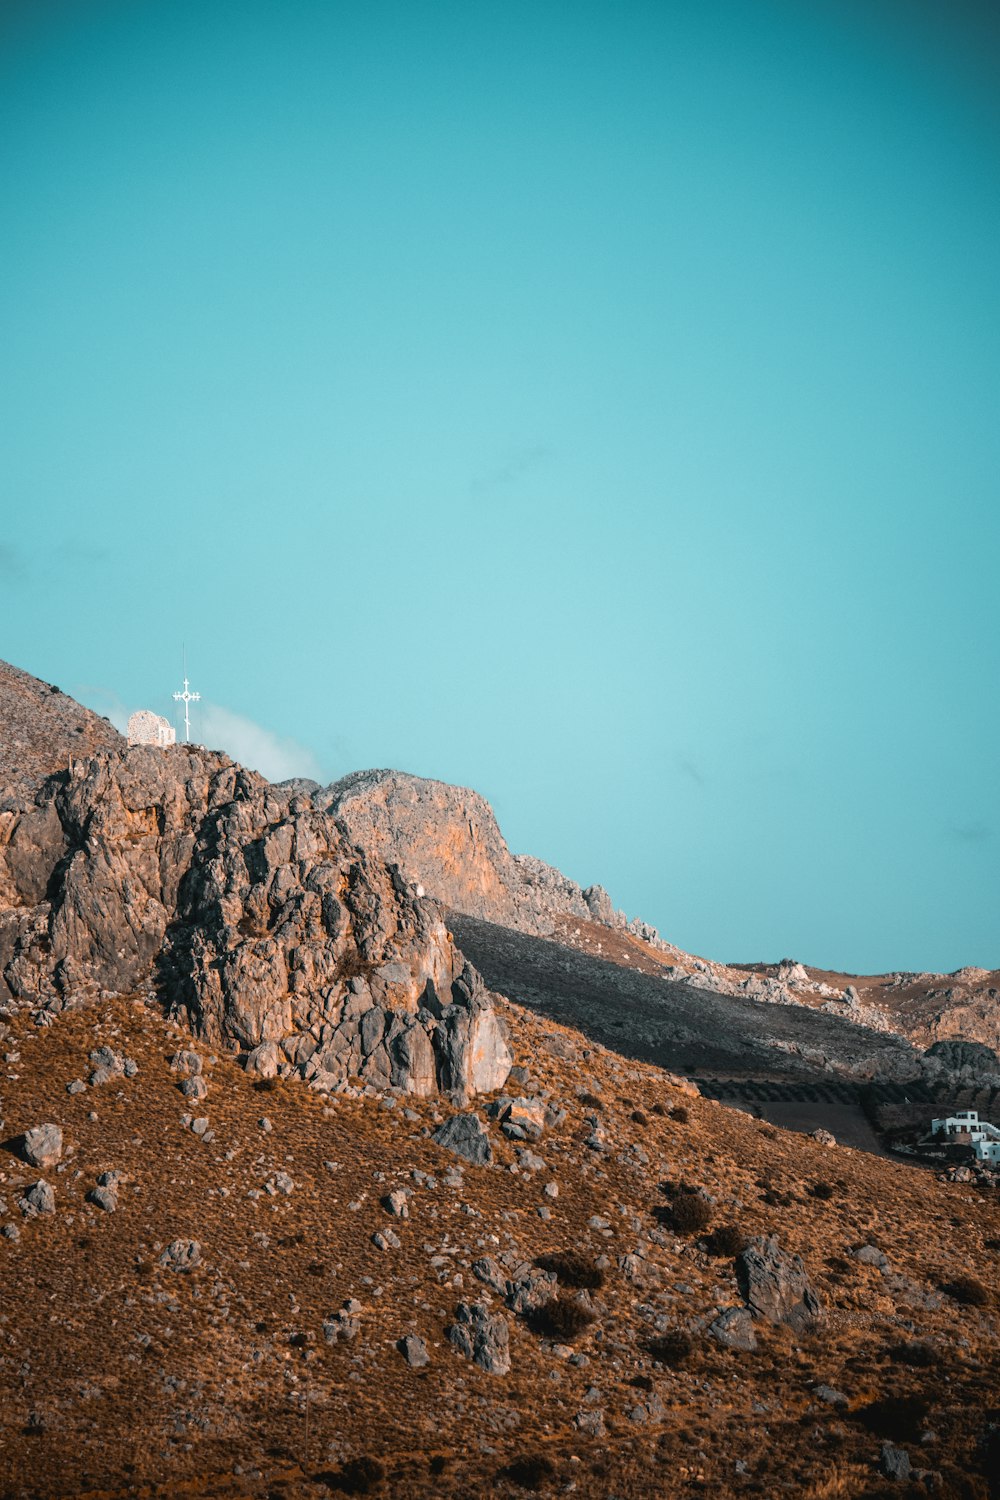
648 1330 693 1366
671 1105 690 1123
631 1109 649 1127
669 1193 713 1235
528 1297 595 1341
578 1092 603 1110
704 1224 747 1257
650 1102 668 1117
629 1374 654 1392
253 1077 280 1093
536 1251 605 1290
499 1454 557 1490
327 1457 386 1494
886 1341 936 1368
810 1182 835 1200
856 1395 929 1443
428 1456 447 1475
941 1275 989 1307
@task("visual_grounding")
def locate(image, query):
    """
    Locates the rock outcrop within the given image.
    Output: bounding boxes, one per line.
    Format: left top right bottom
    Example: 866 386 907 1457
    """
304 768 653 943
735 1236 822 1330
0 746 512 1099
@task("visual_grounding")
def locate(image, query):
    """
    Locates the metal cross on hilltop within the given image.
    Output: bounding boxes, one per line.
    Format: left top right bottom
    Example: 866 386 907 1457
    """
173 670 200 743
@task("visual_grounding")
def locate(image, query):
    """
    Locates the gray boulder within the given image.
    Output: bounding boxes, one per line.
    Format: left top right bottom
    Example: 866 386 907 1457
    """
880 1442 911 1481
853 1244 889 1271
159 1238 201 1272
21 1123 62 1169
88 1185 118 1212
736 1236 821 1330
20 1180 55 1216
398 1334 429 1368
432 1112 493 1166
708 1307 757 1352
447 1301 511 1375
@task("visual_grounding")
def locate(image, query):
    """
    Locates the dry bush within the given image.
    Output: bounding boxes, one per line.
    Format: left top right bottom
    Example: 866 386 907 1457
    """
631 1109 649 1126
528 1297 595 1341
704 1223 747 1257
578 1091 603 1110
856 1394 930 1442
648 1329 693 1366
940 1275 989 1307
886 1341 936 1367
669 1193 712 1235
536 1251 605 1289
317 1455 386 1494
671 1105 690 1123
810 1182 835 1200
499 1454 557 1490
650 1102 668 1116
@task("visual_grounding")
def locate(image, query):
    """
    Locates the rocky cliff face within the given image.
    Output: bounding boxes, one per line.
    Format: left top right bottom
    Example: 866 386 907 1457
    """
0 660 121 798
308 768 659 943
0 747 511 1099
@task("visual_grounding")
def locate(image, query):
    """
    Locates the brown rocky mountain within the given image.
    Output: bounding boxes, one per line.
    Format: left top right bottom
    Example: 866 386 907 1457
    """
0 744 511 1102
0 658 121 798
293 768 1000 1078
1 661 998 1498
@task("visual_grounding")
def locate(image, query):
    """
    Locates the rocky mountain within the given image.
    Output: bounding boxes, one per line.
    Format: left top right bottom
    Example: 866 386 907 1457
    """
0 744 511 1101
0 659 121 797
289 768 1000 1078
308 768 659 941
0 663 998 1498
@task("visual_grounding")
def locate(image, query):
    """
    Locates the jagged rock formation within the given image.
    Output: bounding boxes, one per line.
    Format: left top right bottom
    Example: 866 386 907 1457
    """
0 660 121 798
0 746 511 1098
298 768 659 943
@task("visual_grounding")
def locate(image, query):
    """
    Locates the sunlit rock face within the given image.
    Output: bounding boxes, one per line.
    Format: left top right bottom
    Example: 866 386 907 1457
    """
0 746 511 1098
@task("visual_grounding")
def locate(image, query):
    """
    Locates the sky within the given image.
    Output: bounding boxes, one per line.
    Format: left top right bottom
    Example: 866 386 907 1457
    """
1 0 998 974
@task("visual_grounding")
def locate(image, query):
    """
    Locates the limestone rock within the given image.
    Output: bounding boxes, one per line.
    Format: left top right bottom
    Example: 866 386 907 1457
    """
432 1113 493 1167
0 745 511 1101
709 1308 758 1351
447 1301 511 1375
735 1237 821 1330
20 1180 55 1216
159 1239 201 1272
398 1334 429 1368
21 1123 62 1169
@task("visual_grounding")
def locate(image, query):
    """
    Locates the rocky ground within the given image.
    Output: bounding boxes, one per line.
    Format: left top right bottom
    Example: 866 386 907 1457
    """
1 983 998 1499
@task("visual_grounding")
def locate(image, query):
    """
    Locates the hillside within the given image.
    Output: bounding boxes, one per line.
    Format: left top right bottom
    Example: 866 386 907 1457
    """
300 768 1000 1077
1 983 998 1499
0 661 998 1497
0 660 121 800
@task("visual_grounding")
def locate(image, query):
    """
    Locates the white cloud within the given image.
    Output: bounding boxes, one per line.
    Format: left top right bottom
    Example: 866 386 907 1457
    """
196 703 324 784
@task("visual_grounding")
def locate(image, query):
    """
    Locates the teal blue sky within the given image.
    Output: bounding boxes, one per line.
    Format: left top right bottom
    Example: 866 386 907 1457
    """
2 0 998 973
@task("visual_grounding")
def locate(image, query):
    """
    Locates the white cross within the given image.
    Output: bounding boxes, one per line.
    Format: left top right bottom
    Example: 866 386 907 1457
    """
172 675 200 742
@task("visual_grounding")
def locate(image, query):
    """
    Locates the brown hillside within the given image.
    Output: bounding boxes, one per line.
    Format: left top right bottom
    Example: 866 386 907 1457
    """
0 660 121 800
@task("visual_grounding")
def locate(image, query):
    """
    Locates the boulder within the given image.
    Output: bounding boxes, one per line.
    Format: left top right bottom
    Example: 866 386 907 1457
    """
447 1301 511 1375
159 1239 201 1272
21 1123 62 1169
735 1237 821 1330
432 1113 493 1167
880 1443 911 1481
398 1334 429 1368
708 1307 757 1352
20 1180 55 1216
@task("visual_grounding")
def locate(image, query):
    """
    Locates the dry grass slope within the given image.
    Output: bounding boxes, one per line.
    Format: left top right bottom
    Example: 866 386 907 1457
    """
0 981 997 1499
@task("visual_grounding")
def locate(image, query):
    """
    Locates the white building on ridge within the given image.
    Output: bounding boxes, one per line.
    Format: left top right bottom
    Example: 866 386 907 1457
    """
127 710 176 749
